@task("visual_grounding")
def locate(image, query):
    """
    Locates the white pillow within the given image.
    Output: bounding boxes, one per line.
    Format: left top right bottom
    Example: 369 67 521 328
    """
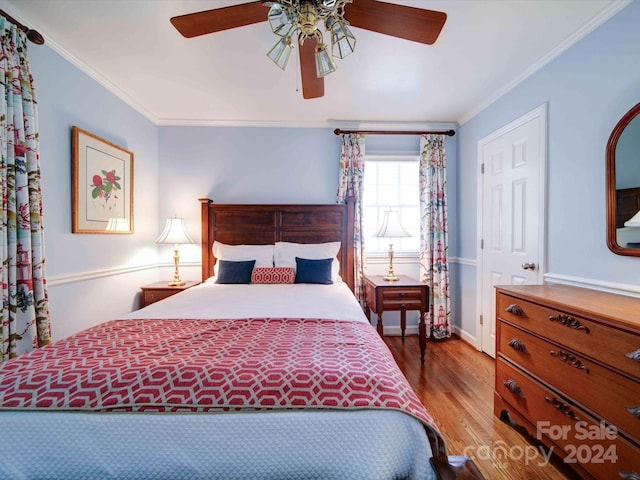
274 241 342 282
212 241 274 276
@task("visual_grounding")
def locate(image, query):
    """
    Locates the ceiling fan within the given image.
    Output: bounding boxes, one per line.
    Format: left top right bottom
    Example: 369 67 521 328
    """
170 1 446 99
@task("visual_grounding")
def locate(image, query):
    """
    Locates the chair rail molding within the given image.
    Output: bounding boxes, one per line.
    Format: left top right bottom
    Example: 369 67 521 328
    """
47 261 201 287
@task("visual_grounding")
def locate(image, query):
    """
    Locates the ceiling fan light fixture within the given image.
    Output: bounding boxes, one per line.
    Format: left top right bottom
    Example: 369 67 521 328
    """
315 42 337 77
268 4 295 37
328 18 356 59
267 36 294 70
320 0 338 8
298 2 319 35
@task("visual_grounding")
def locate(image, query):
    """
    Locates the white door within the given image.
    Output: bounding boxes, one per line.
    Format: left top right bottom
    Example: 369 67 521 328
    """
476 105 547 357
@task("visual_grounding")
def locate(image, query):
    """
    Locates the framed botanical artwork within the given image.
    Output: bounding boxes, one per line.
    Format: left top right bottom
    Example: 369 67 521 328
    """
72 126 134 234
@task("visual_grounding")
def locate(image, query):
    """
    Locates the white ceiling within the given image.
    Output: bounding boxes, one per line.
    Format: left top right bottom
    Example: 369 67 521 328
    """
2 0 629 127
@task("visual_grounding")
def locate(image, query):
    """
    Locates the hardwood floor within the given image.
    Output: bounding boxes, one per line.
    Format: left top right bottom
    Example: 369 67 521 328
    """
384 335 583 480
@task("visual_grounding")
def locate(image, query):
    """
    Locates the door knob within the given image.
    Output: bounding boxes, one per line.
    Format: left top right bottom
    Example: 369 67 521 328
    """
521 262 536 270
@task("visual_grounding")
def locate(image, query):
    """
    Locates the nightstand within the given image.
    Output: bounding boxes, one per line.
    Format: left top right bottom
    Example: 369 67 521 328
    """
140 280 200 307
363 274 429 363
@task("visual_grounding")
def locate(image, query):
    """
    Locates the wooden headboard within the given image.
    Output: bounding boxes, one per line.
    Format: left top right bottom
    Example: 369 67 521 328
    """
199 198 355 292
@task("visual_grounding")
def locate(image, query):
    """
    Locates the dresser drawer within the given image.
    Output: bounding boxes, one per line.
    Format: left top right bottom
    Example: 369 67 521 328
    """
496 358 640 479
499 321 640 443
497 293 640 380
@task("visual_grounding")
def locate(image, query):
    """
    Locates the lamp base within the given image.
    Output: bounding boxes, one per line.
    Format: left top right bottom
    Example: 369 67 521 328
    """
382 274 399 282
167 280 185 287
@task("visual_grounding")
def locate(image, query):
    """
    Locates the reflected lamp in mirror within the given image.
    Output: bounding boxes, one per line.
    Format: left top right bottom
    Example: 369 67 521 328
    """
156 217 194 286
625 210 640 228
374 210 411 282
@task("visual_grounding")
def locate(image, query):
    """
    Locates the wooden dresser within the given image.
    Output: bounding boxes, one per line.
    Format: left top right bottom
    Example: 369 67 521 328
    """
494 284 640 479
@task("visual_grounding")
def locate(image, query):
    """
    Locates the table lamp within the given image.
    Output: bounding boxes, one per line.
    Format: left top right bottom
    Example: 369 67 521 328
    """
156 217 194 286
374 209 411 282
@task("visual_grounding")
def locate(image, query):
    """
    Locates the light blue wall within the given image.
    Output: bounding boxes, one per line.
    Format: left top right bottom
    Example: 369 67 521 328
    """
27 0 639 343
28 44 160 340
457 1 640 337
157 127 458 334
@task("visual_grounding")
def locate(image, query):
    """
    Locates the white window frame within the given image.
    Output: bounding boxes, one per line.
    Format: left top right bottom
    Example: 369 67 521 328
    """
363 154 421 263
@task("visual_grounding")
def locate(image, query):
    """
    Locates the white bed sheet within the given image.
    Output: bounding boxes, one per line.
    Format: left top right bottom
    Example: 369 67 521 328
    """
122 281 369 323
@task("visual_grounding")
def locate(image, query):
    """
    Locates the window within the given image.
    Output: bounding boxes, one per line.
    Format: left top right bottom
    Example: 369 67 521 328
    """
363 155 420 254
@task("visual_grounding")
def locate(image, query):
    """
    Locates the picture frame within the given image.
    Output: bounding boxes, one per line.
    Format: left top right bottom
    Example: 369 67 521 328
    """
72 126 134 234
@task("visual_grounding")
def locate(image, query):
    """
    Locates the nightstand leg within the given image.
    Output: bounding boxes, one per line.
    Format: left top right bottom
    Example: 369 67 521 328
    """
365 305 371 323
419 309 426 364
400 308 406 342
376 313 384 336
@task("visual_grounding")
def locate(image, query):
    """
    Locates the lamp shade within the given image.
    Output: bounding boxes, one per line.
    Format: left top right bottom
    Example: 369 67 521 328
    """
155 218 194 244
624 210 640 228
315 42 337 77
267 36 293 70
374 210 411 238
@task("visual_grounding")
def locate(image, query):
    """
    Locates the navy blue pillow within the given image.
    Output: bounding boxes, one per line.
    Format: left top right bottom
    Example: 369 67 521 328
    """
294 257 333 285
216 260 256 284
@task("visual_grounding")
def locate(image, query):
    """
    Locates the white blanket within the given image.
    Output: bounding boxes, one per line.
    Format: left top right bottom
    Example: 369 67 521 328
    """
123 281 369 323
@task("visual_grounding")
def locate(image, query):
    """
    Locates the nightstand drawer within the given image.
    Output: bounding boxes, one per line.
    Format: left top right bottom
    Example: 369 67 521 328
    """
143 290 177 306
381 299 424 310
381 288 424 300
140 281 200 308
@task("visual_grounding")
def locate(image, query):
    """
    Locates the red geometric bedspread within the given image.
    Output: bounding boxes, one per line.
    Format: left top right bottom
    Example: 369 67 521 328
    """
0 317 446 457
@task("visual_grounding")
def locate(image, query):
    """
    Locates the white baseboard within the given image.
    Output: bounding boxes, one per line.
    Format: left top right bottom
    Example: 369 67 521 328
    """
452 325 479 349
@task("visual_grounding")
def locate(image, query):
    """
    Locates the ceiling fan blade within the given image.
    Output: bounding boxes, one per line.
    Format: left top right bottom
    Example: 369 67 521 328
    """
299 36 324 99
344 0 447 45
170 1 267 39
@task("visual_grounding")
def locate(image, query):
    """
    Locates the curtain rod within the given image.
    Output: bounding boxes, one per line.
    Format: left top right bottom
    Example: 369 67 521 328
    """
0 9 45 45
333 128 455 136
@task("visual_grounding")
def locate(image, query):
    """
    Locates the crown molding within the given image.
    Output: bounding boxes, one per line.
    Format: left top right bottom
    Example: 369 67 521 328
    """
458 0 632 125
156 118 459 130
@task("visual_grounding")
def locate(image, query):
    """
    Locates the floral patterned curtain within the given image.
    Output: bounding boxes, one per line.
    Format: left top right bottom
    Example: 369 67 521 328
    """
0 18 50 361
336 133 365 303
419 134 451 339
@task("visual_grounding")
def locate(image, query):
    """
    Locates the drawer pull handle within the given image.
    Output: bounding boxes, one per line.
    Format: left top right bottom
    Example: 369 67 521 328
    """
506 304 527 317
548 314 590 333
549 350 590 374
626 349 640 362
399 292 406 297
503 379 525 398
507 338 530 354
619 472 640 480
626 405 640 420
545 396 579 421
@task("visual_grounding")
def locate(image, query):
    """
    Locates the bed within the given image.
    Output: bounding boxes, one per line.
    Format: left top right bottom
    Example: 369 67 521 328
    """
0 199 447 479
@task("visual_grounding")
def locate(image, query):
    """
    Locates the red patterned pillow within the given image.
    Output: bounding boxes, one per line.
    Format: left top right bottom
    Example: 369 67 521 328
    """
251 267 296 284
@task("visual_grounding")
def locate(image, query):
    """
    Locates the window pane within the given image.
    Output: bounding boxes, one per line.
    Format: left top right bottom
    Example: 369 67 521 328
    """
363 156 420 254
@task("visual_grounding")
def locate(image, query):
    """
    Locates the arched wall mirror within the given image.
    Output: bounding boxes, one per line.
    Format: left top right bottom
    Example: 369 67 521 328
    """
607 102 640 257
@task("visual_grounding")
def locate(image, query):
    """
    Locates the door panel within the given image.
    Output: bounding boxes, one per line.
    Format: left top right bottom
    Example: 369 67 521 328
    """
477 105 546 357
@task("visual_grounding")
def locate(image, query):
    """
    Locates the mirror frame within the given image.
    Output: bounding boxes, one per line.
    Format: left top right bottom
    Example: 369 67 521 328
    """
606 102 640 257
